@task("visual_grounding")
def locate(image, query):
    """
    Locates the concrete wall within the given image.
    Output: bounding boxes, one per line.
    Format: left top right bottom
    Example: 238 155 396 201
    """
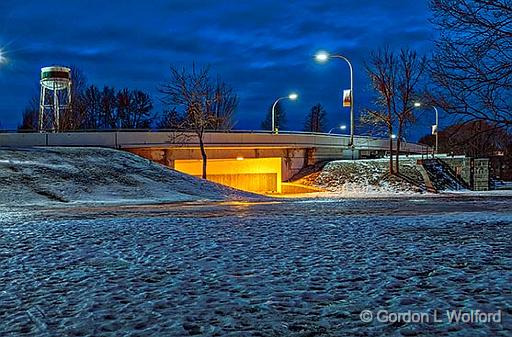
440 157 490 191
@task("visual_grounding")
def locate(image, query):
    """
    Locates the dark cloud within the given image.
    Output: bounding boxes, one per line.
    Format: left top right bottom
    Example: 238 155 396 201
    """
0 0 433 138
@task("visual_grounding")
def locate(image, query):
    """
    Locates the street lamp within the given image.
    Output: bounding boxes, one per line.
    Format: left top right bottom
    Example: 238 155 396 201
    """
0 49 6 65
328 125 347 134
271 93 298 134
414 102 439 157
315 51 354 147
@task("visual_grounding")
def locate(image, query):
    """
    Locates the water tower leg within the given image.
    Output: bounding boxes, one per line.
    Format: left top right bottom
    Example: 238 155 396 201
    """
38 85 45 132
53 81 59 132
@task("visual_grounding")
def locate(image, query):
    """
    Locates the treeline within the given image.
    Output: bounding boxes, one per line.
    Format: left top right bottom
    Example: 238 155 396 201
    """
20 69 154 131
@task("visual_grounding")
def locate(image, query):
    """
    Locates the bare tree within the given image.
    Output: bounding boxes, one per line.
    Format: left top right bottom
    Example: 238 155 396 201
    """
363 47 397 173
100 86 118 129
363 47 427 174
157 108 183 129
159 64 238 179
210 78 239 130
430 0 512 127
128 90 154 128
82 85 102 129
18 96 39 131
59 66 88 130
304 104 328 133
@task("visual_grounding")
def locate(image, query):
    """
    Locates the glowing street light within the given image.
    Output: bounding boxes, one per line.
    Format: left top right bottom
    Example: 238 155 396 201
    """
315 51 329 63
314 50 355 147
0 49 6 65
391 134 397 139
288 93 298 100
414 101 439 157
328 124 347 134
271 93 298 134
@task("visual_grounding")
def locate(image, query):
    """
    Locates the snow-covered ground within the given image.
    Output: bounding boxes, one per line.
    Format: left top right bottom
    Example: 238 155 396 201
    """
0 147 261 208
297 158 426 195
1 197 511 336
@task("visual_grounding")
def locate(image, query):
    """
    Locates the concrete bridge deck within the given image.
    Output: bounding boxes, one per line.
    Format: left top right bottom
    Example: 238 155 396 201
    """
0 130 429 153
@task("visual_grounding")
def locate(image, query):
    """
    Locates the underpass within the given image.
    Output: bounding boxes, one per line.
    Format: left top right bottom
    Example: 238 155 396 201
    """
0 130 430 193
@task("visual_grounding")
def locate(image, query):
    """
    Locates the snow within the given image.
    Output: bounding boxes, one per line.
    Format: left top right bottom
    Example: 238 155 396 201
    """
297 158 427 195
0 147 262 208
1 198 511 336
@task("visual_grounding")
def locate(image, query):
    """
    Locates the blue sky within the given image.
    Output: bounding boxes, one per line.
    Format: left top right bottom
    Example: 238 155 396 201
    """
0 0 434 138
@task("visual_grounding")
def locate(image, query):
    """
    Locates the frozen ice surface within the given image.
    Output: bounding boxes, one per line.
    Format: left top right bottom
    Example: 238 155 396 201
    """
1 197 511 336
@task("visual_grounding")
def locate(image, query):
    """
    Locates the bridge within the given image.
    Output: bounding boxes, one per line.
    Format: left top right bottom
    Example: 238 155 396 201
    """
0 130 430 193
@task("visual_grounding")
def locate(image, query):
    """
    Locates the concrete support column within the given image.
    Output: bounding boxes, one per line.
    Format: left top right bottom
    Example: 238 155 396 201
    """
163 149 175 168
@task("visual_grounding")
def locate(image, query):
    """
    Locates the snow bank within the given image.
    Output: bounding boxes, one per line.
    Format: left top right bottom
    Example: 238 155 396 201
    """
297 158 426 195
0 147 261 207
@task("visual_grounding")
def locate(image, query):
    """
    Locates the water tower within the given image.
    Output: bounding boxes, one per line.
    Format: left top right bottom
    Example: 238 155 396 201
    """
38 66 72 132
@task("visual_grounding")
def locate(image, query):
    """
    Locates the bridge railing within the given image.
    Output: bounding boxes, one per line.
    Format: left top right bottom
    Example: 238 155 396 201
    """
0 129 431 154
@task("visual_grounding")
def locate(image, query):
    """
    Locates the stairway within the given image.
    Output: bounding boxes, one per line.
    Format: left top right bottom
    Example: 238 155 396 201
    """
419 159 468 192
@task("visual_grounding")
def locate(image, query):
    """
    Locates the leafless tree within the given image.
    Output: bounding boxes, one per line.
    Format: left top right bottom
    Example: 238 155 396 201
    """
100 86 118 128
430 0 512 128
363 47 427 174
18 96 39 131
159 64 238 179
59 66 88 130
304 104 328 133
210 77 238 130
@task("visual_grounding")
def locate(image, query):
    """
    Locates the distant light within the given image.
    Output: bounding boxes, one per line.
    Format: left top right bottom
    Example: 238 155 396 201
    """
236 156 244 161
288 93 298 100
315 51 329 63
0 49 6 64
391 134 397 139
414 102 422 107
340 125 347 130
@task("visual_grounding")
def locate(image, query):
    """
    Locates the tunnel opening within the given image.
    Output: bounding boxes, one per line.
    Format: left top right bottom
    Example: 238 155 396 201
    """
174 157 282 193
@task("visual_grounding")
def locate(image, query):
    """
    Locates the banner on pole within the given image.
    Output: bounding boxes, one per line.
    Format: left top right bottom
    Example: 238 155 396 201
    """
432 124 438 135
343 89 351 107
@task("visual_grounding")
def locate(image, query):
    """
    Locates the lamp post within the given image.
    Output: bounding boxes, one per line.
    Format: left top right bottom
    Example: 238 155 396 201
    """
271 93 298 134
414 102 439 157
315 51 354 147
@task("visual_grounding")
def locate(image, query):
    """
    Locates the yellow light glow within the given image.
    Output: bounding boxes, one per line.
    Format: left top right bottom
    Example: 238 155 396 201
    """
315 51 329 62
174 157 282 193
236 156 244 161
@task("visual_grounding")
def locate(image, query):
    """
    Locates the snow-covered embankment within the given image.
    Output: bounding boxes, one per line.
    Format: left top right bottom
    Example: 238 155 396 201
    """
0 147 260 207
296 158 426 196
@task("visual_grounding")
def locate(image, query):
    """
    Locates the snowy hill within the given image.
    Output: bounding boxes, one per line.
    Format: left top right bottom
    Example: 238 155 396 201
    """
0 147 261 206
296 158 426 195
